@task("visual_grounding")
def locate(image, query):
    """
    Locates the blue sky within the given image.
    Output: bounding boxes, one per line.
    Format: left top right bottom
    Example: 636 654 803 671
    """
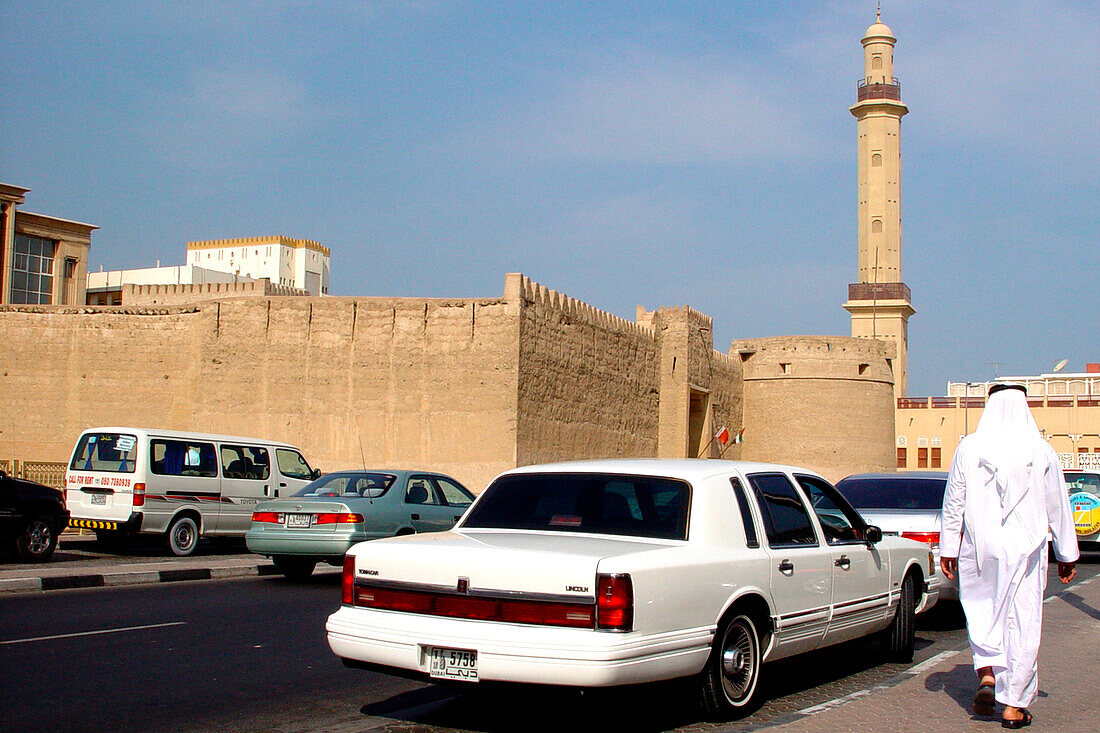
3 1 1097 396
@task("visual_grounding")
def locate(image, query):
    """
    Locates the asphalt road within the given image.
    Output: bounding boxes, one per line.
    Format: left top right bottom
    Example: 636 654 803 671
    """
1 558 1096 733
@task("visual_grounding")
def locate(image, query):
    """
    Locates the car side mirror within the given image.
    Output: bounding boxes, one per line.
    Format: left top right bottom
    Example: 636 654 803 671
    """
863 525 883 544
311 468 322 480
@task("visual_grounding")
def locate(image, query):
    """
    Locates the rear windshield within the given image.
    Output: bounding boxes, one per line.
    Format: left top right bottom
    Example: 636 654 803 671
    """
1066 472 1100 495
461 472 690 540
294 473 396 498
834 476 946 511
70 433 138 473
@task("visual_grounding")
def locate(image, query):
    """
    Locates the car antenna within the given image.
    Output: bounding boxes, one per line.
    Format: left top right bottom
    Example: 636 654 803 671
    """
357 432 373 504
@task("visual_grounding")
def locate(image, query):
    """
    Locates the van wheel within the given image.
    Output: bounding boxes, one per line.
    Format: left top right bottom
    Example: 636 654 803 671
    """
166 515 199 557
273 555 317 581
881 574 916 662
698 612 762 719
15 516 58 563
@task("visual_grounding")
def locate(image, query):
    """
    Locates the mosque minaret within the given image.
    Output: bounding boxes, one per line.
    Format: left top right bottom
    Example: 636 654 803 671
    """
843 11 915 399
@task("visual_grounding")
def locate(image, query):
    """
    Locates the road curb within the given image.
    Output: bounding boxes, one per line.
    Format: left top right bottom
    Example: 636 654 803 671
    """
0 562 284 594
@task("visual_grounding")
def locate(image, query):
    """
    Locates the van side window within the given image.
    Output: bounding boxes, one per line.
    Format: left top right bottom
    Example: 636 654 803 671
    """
151 440 218 478
220 445 270 480
276 449 313 480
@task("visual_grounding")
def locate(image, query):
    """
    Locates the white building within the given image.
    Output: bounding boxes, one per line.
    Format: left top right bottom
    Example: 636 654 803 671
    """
86 264 250 305
186 236 330 296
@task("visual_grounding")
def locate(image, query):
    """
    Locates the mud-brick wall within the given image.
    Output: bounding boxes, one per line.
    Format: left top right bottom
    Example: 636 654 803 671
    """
733 336 896 482
0 305 207 464
0 297 522 492
511 275 661 465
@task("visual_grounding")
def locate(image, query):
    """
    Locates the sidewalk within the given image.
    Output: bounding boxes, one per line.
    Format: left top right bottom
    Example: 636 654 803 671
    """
741 573 1100 732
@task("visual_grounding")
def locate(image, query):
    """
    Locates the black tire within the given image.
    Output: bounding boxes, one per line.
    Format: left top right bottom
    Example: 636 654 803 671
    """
273 555 317 581
15 515 58 563
881 573 916 662
166 515 200 557
698 612 763 719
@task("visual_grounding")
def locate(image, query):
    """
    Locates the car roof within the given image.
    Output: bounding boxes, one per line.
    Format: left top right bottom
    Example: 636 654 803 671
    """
501 458 822 483
837 471 948 482
82 426 300 450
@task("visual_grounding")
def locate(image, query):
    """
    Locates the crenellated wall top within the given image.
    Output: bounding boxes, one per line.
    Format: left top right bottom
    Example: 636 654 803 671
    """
187 236 330 257
504 273 656 337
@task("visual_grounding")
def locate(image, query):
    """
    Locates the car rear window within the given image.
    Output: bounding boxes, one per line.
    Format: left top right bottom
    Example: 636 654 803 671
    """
294 472 396 498
461 472 690 540
834 476 946 510
69 433 138 473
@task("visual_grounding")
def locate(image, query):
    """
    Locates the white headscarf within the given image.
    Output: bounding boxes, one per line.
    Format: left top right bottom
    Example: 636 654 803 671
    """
971 386 1041 522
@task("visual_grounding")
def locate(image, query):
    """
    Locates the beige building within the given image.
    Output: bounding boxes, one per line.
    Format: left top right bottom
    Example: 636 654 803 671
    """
843 13 914 400
186 236 330 296
0 183 96 306
896 365 1100 471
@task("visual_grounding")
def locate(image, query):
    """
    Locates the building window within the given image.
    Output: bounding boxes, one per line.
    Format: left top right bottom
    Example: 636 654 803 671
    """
12 234 56 304
917 447 928 468
872 55 883 70
931 447 941 468
897 447 907 468
871 219 883 233
872 153 882 167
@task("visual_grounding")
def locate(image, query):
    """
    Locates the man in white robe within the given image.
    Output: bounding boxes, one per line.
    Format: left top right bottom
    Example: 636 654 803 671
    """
939 383 1078 728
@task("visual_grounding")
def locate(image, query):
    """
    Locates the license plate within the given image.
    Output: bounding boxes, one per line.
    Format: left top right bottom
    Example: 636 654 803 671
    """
90 494 107 505
285 513 312 528
428 647 478 682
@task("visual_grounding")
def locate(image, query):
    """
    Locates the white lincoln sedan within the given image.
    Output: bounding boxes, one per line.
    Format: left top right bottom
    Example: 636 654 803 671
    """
326 459 938 718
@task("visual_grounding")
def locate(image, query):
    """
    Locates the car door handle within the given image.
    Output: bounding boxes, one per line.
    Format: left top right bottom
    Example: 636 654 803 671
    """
412 513 420 520
834 555 851 569
778 560 794 573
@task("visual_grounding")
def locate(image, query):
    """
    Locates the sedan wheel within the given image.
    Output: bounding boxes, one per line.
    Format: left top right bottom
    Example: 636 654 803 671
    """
881 573 916 662
699 612 762 719
16 516 58 563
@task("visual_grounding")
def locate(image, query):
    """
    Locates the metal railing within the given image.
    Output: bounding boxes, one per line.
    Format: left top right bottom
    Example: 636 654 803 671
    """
0 460 67 489
848 282 912 302
856 78 902 101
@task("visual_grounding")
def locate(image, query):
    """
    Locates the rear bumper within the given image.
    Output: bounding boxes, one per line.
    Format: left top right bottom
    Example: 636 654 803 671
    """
245 529 376 557
326 606 711 688
68 512 142 533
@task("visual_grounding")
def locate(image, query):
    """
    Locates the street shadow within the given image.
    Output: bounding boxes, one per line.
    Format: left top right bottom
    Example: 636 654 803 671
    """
924 663 990 720
1058 591 1100 621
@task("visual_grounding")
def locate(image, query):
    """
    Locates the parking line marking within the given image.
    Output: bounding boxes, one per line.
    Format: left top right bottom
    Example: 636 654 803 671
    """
904 649 960 676
0 621 186 645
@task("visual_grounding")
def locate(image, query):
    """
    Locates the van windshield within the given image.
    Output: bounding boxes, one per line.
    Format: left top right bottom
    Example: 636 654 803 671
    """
70 433 138 473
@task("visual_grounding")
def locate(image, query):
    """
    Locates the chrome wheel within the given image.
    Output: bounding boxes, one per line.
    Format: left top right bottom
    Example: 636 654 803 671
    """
719 615 759 704
25 520 52 554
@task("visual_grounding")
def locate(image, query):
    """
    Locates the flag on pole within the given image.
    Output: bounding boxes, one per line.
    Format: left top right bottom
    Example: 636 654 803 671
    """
732 428 746 444
714 426 730 445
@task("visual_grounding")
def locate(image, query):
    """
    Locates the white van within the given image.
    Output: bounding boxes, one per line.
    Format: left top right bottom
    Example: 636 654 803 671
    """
65 427 319 556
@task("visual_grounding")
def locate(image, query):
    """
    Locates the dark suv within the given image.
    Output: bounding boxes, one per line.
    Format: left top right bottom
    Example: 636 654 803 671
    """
0 470 69 562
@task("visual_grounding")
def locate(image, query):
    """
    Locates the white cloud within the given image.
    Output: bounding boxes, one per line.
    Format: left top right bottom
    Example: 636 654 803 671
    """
139 67 333 172
464 53 828 166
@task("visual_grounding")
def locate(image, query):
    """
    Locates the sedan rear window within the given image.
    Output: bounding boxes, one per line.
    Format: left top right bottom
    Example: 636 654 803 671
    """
834 476 946 510
295 473 396 498
462 473 690 540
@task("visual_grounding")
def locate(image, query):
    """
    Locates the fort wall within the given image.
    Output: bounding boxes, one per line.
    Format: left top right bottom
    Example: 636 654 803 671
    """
732 336 895 481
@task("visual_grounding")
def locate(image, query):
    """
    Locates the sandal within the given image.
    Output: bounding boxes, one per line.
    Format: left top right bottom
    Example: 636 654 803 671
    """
973 683 995 716
1001 709 1032 729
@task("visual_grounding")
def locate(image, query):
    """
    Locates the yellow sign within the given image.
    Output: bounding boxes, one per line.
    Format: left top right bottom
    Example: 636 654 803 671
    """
1070 492 1100 536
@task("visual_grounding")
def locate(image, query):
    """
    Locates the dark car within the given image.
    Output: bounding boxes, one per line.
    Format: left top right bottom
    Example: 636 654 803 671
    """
0 469 70 562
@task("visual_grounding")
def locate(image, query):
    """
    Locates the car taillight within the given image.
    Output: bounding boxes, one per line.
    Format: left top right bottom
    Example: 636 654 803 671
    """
132 483 146 507
314 512 364 525
342 555 356 604
351 584 596 628
251 511 283 523
596 573 633 631
901 531 940 549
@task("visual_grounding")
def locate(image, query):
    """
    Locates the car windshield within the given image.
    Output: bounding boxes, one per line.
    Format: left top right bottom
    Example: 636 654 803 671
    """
834 476 946 510
293 473 396 498
461 472 690 540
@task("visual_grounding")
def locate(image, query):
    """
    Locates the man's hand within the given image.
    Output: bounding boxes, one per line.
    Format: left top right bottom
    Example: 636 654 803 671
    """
1058 561 1077 584
940 556 958 581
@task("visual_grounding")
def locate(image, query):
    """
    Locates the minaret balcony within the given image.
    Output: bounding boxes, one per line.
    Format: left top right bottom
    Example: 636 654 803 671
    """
848 282 911 302
856 78 902 101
